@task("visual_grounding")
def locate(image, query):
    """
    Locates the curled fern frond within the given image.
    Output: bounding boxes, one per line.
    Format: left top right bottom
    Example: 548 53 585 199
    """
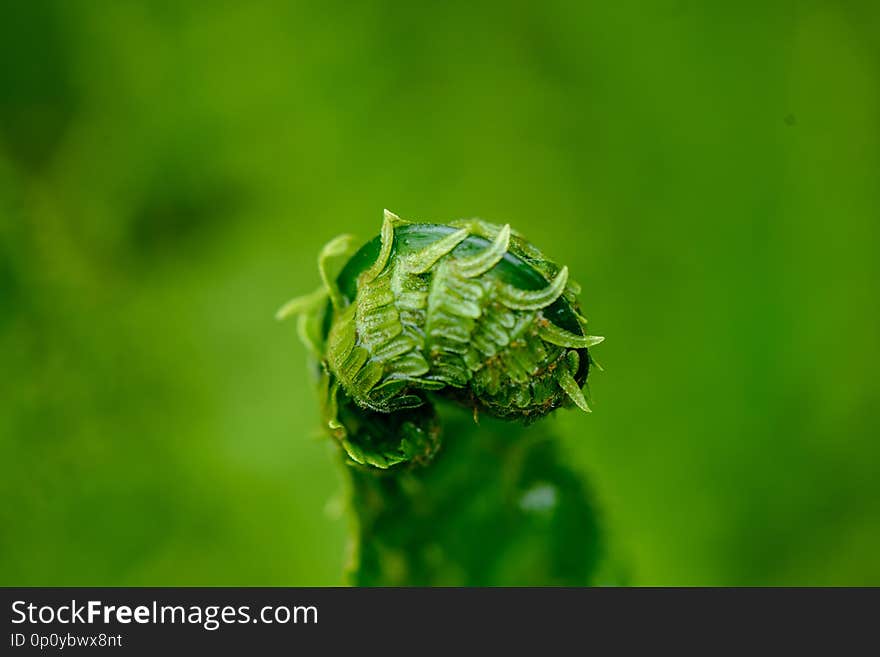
278 210 603 470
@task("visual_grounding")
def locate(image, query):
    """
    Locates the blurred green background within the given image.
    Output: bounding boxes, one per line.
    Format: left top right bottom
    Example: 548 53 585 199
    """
2 0 878 586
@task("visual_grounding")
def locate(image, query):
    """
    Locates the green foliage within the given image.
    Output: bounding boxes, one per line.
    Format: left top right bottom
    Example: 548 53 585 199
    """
280 211 605 584
279 211 603 470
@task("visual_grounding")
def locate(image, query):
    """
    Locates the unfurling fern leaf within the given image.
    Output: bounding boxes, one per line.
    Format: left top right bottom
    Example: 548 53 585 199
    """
279 210 607 585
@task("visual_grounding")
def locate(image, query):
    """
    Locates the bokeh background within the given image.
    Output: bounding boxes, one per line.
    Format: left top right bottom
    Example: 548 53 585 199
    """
2 0 878 586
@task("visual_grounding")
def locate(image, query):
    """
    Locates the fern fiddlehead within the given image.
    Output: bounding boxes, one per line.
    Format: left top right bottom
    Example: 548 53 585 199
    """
279 210 605 585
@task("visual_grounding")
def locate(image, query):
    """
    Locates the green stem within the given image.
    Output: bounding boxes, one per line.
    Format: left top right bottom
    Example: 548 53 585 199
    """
348 405 602 586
